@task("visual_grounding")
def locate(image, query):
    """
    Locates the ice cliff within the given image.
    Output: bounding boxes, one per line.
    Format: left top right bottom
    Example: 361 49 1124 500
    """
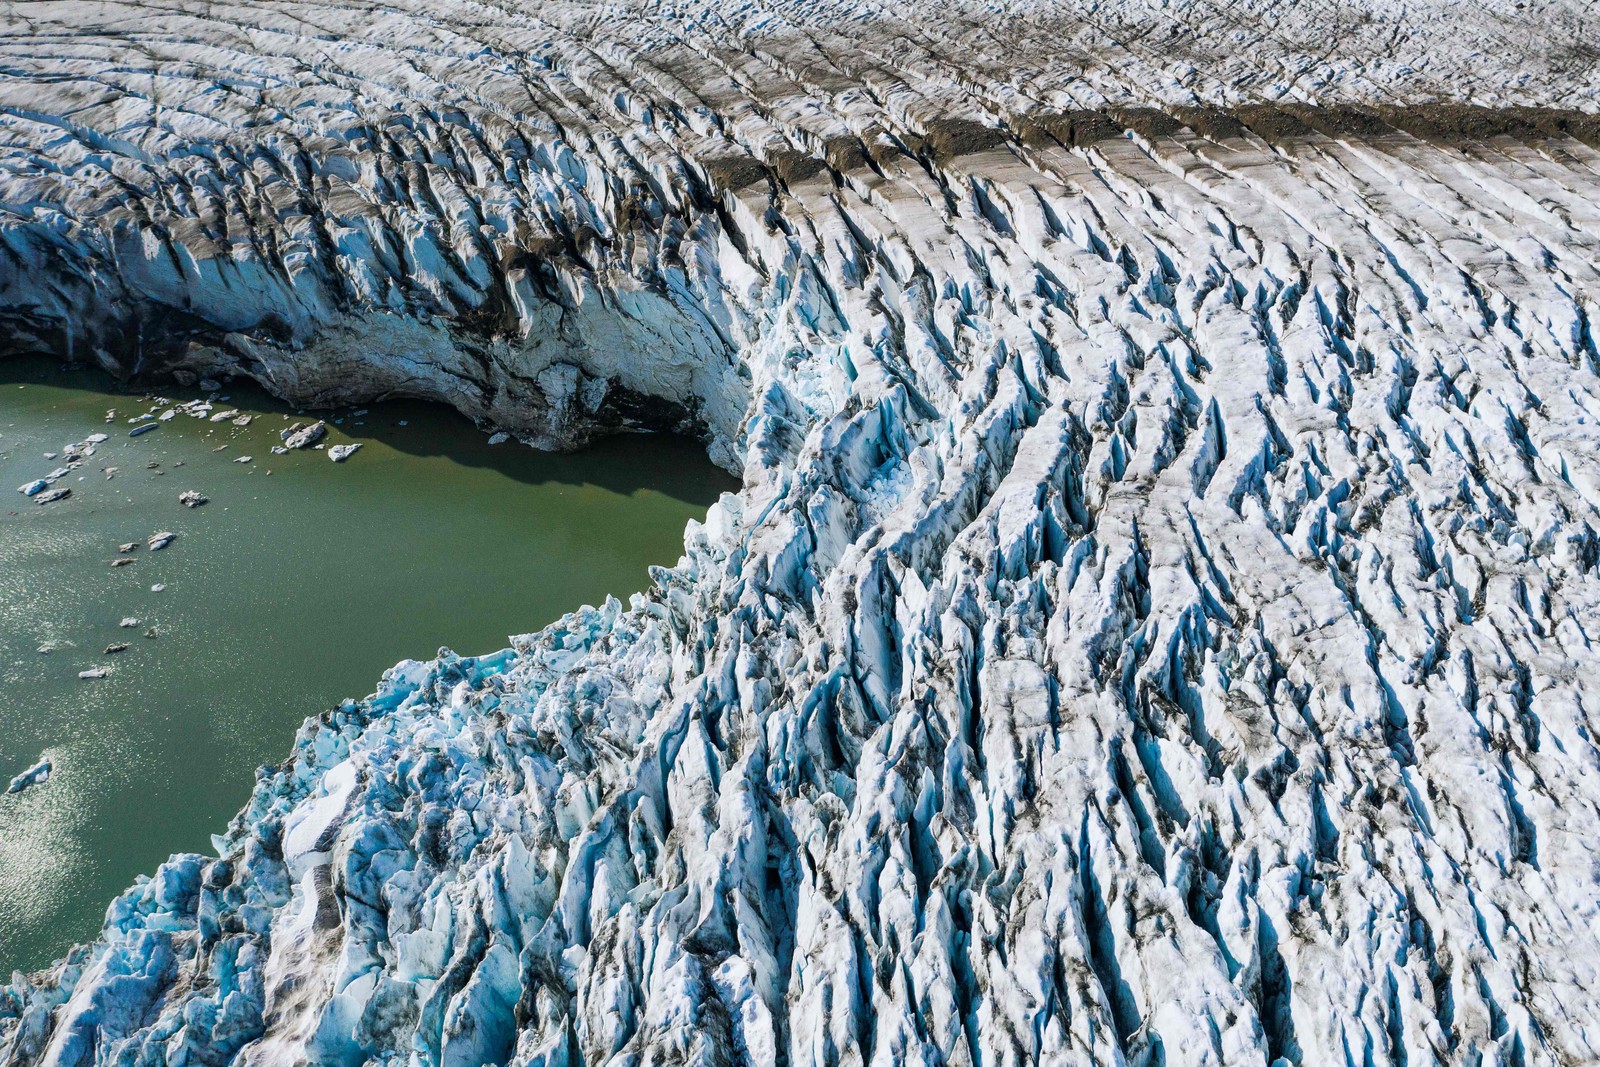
5 1 1600 1064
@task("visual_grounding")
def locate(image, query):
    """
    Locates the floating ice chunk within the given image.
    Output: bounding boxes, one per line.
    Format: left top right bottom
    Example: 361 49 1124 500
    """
78 668 108 680
284 421 326 449
178 491 207 507
234 456 253 463
328 444 362 462
17 479 47 496
120 617 140 628
487 431 510 445
7 757 51 794
147 531 176 551
129 424 158 437
35 487 70 503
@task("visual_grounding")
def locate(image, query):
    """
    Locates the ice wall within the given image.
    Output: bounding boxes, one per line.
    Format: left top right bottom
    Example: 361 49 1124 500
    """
4 2 1600 1064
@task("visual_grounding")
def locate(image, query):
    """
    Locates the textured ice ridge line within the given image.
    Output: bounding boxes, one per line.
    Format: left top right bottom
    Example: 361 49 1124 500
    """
4 2 1600 1065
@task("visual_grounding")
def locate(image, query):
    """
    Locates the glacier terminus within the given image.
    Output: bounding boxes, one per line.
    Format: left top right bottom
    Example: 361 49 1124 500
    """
3 1 1600 1065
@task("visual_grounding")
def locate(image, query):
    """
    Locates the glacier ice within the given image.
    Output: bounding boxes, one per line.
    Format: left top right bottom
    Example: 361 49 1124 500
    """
4 0 1600 1065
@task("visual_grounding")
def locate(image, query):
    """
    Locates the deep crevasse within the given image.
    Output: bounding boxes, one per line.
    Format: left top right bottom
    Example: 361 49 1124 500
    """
3 2 1600 1064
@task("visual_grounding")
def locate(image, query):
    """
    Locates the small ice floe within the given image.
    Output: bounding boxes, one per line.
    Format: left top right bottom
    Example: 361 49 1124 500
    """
103 467 119 479
211 445 227 453
352 409 369 417
285 421 326 449
7 757 51 794
104 642 129 654
17 479 47 496
42 452 57 460
158 409 178 422
110 557 135 568
105 409 116 422
210 409 240 422
79 667 109 680
270 445 288 455
86 433 108 444
35 488 70 504
128 413 154 425
488 431 510 445
120 617 140 628
118 542 138 552
130 423 158 437
397 420 408 427
234 455 253 464
144 627 158 639
178 490 207 507
147 531 176 551
328 443 362 462
151 583 166 592
46 467 71 480
233 414 253 427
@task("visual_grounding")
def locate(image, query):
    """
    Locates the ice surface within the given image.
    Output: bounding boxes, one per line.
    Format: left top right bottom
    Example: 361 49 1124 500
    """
5 759 50 795
3 1 1600 1065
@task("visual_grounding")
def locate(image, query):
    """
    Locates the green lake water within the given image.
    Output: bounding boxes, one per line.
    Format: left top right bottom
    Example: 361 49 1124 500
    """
0 359 736 975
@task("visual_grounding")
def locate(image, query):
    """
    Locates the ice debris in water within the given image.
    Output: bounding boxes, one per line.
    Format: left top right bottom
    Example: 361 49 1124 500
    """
6 758 51 795
327 443 361 462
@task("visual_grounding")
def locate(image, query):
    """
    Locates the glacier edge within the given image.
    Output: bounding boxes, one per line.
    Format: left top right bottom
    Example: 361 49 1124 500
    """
4 2 1600 1065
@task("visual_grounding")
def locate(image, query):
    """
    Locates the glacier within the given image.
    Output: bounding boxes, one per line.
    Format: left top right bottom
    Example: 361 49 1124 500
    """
4 1 1600 1064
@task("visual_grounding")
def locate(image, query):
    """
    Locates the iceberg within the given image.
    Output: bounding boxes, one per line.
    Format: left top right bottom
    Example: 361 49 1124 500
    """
4 758 50 795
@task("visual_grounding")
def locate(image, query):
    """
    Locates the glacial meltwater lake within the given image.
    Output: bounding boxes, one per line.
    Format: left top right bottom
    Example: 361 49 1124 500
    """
0 358 736 975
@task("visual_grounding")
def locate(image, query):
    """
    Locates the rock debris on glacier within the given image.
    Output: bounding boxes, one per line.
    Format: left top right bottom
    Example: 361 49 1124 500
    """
4 1 1600 1065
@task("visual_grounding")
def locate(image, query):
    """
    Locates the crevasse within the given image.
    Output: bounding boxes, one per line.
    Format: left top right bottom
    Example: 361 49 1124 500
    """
4 1 1600 1064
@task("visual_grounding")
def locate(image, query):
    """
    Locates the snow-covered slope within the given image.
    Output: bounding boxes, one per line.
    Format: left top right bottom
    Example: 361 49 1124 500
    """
4 2 1600 1064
